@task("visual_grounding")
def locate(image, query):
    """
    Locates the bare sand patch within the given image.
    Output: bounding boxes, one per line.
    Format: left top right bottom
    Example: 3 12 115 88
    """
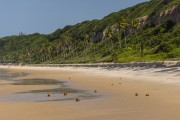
0 65 180 120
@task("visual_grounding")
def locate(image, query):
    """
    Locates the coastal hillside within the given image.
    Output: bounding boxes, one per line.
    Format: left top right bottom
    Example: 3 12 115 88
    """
0 0 179 64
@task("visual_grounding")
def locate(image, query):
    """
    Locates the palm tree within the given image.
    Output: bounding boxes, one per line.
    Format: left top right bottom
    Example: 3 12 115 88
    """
25 46 32 63
39 43 46 62
106 26 114 53
131 19 141 35
131 19 142 55
60 34 72 60
47 43 53 61
55 41 61 57
123 22 129 49
89 42 96 62
71 42 78 58
115 17 128 49
83 33 90 61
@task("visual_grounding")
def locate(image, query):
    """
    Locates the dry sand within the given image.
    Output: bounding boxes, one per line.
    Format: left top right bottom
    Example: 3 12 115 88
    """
0 65 180 120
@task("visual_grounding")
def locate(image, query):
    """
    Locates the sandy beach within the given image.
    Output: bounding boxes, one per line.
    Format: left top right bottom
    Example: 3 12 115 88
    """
0 65 180 120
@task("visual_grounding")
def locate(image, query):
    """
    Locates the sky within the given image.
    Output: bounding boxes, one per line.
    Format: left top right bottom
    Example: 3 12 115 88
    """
0 0 148 37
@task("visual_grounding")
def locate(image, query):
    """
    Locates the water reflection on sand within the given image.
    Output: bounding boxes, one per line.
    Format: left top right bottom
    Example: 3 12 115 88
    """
0 69 102 102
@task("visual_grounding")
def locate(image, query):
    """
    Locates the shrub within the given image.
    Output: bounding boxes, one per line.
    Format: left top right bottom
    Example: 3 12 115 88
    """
153 42 172 53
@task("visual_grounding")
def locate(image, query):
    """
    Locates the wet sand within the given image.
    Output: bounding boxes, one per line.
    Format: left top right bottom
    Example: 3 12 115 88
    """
0 65 180 120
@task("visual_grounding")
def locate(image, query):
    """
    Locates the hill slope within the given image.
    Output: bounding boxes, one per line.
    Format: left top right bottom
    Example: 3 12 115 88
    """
0 0 179 64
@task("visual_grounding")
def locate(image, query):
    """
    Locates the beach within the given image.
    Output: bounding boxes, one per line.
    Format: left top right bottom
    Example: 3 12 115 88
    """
0 65 180 120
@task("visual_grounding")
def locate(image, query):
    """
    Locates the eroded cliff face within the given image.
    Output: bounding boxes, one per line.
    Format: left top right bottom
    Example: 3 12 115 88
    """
138 15 149 26
90 32 103 42
89 4 180 42
139 5 180 26
158 5 180 24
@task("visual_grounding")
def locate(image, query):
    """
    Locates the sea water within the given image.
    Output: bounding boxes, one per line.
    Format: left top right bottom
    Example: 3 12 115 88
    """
0 69 102 102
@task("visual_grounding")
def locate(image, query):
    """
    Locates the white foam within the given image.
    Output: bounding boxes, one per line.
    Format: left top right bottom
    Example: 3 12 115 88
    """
0 65 179 85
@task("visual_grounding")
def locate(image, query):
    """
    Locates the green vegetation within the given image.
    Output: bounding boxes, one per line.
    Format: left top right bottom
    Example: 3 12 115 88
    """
0 0 179 64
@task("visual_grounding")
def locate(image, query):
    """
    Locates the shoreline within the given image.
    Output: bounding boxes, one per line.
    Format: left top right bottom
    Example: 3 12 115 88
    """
1 60 180 68
0 63 180 85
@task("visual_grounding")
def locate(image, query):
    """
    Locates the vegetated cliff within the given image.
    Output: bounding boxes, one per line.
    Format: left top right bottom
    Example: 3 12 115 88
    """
0 0 179 64
142 4 180 25
86 0 180 43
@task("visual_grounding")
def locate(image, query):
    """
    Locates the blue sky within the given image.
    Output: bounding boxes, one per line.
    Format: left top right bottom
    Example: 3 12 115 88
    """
0 0 148 37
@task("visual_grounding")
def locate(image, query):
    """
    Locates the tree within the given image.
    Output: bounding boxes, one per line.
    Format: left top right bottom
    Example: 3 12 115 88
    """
60 34 73 59
82 33 90 61
115 17 128 49
106 26 114 53
131 19 142 54
90 42 96 62
122 22 129 49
